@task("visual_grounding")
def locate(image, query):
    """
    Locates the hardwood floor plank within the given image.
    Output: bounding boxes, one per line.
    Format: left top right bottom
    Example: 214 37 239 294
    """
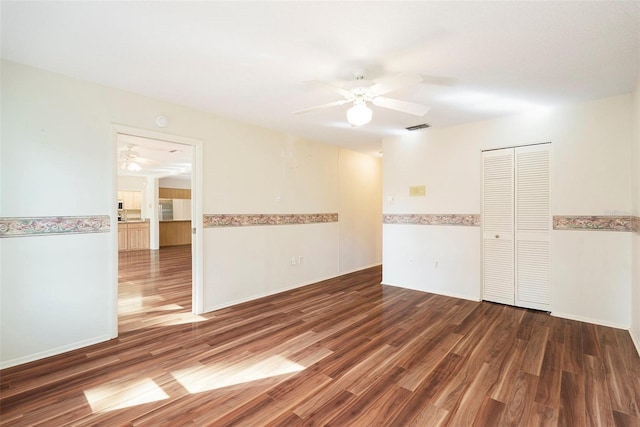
1 245 639 426
442 362 500 426
407 404 450 427
612 409 640 427
520 324 549 376
584 354 615 427
483 309 519 367
604 343 640 417
534 340 564 409
582 322 603 358
397 332 462 391
613 328 640 378
559 370 586 426
345 384 411 426
323 366 407 426
471 397 506 427
528 402 558 427
489 339 526 404
264 410 304 427
500 369 538 426
562 320 584 375
388 352 464 426
298 389 357 426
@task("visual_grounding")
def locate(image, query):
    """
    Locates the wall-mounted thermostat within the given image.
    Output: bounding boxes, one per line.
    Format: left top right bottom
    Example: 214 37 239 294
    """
409 185 426 197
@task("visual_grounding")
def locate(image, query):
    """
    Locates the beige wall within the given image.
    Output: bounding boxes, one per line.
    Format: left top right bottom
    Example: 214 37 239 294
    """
383 95 634 328
0 60 382 367
159 177 191 189
338 149 383 274
631 78 640 352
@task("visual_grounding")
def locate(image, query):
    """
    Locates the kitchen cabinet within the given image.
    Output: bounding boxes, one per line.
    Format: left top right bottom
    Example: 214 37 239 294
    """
159 220 192 247
117 190 142 210
128 222 150 250
118 221 150 251
159 187 191 200
118 224 128 251
133 192 142 209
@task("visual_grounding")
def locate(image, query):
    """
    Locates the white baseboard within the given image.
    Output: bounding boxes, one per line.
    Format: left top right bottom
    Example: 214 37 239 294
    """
630 328 640 357
550 311 629 330
0 334 112 370
380 281 481 302
204 265 382 314
204 281 321 314
339 263 381 276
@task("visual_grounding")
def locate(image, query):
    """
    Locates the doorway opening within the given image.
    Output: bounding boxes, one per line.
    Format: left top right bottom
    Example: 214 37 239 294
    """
112 125 204 337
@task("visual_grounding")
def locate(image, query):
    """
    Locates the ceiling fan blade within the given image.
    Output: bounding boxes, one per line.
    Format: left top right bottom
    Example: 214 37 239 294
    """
372 96 430 116
293 99 350 115
370 73 423 96
304 80 353 98
135 157 160 166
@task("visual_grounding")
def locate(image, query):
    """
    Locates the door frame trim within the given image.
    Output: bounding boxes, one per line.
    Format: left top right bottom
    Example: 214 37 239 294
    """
110 125 205 338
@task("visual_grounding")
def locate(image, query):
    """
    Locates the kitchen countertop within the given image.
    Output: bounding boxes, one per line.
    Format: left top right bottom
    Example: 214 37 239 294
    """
118 219 149 223
159 219 192 222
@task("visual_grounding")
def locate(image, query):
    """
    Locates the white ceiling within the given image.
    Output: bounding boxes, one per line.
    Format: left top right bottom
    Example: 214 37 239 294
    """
2 1 639 155
117 133 192 179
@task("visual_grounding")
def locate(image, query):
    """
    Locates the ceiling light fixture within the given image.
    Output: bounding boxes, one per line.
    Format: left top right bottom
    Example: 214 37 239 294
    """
346 98 372 126
120 160 142 172
128 162 142 172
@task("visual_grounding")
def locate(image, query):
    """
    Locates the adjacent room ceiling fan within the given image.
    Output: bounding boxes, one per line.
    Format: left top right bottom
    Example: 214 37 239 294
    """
119 144 158 172
294 69 430 126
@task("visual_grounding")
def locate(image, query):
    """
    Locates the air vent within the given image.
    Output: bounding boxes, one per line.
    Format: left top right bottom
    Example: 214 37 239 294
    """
406 123 430 131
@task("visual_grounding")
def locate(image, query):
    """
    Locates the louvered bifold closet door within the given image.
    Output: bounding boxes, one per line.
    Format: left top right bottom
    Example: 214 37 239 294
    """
515 144 551 311
482 149 515 305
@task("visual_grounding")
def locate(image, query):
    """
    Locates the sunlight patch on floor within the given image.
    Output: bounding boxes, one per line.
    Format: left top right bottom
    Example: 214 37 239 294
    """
84 378 169 413
171 355 305 393
118 294 166 314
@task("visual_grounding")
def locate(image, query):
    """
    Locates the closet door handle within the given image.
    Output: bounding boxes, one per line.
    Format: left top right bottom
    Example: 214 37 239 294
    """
495 234 500 239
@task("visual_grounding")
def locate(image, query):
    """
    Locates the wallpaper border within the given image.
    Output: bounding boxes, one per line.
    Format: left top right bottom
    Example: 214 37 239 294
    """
382 214 640 232
0 215 111 238
552 215 634 232
203 213 339 228
383 214 481 227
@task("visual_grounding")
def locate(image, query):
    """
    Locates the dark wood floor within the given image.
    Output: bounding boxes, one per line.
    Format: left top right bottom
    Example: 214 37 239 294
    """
1 245 639 426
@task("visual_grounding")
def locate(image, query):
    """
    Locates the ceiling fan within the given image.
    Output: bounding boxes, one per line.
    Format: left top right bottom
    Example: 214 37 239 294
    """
294 69 430 126
119 144 158 172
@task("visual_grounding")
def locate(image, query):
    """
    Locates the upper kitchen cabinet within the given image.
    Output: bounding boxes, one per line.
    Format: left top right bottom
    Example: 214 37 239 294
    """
159 187 191 200
118 190 142 210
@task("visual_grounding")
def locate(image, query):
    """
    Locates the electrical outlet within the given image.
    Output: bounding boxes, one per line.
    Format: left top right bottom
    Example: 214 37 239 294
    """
298 256 303 264
291 256 297 266
435 261 439 268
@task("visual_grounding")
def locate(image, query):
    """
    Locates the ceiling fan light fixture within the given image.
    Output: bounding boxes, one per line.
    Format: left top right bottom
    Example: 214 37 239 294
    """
120 160 141 172
347 102 372 126
127 161 142 172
